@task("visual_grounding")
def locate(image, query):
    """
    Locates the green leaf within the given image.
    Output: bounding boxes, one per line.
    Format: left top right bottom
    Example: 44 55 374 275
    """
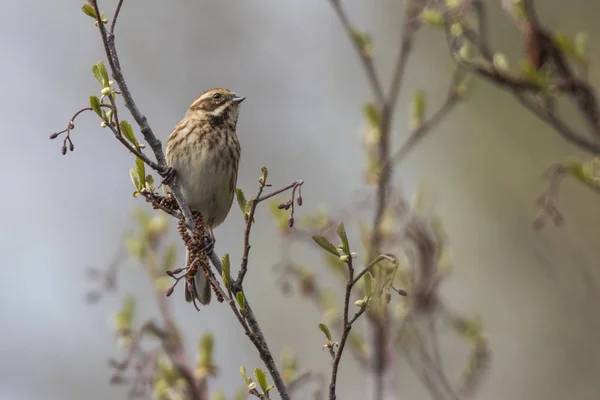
362 103 380 128
312 235 340 257
236 291 246 310
130 168 142 192
81 3 97 19
574 32 589 64
336 222 350 255
420 8 444 27
259 166 269 185
318 322 332 341
120 120 139 148
244 198 255 222
236 188 247 214
240 366 252 384
154 276 171 293
199 333 214 367
89 95 102 117
410 90 426 130
351 29 373 57
265 385 275 394
162 244 177 272
212 391 226 400
363 271 373 297
92 61 110 87
234 388 249 400
145 174 155 191
122 295 136 322
221 253 231 287
254 368 268 392
135 158 146 190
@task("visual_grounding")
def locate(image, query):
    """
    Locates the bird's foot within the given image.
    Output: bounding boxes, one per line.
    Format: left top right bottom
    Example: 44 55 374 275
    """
200 234 215 254
159 167 177 187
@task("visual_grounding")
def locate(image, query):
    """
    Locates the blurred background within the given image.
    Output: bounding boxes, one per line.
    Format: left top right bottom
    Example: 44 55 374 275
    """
3 0 600 399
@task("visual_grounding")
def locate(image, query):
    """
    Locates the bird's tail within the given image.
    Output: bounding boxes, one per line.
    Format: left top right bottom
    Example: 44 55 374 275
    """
183 247 211 305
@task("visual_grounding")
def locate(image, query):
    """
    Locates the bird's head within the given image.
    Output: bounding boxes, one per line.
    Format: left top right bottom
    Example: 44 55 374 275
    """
187 88 246 122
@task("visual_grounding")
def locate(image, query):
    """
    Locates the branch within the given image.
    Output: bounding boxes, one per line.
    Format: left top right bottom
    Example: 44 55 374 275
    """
446 0 600 154
330 0 385 105
214 176 303 400
234 178 304 288
90 0 197 231
328 254 357 400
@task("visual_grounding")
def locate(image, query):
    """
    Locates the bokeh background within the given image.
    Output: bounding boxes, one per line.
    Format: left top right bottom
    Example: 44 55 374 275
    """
3 0 600 399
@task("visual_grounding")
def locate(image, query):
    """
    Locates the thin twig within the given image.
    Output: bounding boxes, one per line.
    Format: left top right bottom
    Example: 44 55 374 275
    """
329 0 385 105
328 256 356 400
90 0 197 232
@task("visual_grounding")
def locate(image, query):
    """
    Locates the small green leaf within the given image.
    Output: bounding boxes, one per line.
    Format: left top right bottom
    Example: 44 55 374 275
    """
574 32 589 64
318 323 332 341
92 61 110 87
130 168 141 192
199 333 214 367
351 29 373 57
362 103 380 128
120 120 139 148
212 391 226 400
420 8 444 27
265 385 275 394
259 166 269 185
244 198 255 223
145 174 155 191
234 388 249 400
135 158 146 190
338 255 350 263
154 276 171 293
363 271 373 297
410 90 426 130
81 4 97 19
221 253 231 287
336 222 350 255
236 291 246 310
240 366 252 384
162 244 177 271
89 95 102 117
254 368 268 392
122 295 136 322
312 235 340 256
236 188 247 214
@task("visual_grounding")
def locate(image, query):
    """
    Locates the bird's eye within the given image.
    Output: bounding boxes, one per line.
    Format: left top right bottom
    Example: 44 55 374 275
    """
212 93 222 100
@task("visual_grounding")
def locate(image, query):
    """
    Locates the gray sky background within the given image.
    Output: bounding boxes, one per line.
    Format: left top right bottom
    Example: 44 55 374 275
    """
3 0 600 399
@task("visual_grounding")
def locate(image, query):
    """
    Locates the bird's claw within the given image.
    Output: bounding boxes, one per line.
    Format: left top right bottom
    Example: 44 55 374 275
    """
159 167 177 187
200 235 215 254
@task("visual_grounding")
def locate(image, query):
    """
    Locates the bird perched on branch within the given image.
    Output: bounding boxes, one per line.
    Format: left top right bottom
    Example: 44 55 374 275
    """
165 88 245 305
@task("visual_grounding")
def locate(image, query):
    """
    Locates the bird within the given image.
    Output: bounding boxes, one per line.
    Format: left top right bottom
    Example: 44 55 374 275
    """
164 88 245 305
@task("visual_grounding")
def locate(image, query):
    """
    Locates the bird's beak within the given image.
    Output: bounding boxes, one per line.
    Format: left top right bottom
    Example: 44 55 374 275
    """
232 94 246 104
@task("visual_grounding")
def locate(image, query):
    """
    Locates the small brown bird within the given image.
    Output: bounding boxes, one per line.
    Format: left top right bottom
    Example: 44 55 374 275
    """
165 88 245 305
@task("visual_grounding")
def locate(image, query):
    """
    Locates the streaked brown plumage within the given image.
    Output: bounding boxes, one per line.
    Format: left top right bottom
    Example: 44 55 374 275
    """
165 88 244 305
